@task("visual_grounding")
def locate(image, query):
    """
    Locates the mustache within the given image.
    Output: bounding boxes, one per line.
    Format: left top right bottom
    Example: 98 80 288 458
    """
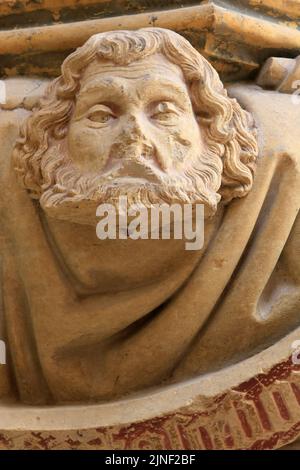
100 159 164 186
105 140 164 175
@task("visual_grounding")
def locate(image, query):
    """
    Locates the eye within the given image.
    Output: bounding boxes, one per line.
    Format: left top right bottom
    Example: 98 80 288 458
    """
150 101 179 124
86 105 116 126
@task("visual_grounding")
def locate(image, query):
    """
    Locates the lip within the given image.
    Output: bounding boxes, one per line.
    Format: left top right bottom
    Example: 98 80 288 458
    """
109 176 157 185
101 158 163 184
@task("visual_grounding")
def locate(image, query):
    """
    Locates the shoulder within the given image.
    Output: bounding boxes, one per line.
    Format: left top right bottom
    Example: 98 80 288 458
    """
0 77 49 112
227 83 300 171
0 77 49 144
0 78 49 184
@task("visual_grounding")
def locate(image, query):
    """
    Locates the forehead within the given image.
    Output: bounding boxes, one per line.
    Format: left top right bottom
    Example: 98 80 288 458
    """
78 53 189 99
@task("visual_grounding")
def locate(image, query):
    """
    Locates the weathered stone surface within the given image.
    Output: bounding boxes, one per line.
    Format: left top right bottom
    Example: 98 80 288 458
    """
0 2 299 451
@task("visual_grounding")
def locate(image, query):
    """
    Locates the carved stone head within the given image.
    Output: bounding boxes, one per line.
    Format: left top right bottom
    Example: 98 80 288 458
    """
13 28 258 223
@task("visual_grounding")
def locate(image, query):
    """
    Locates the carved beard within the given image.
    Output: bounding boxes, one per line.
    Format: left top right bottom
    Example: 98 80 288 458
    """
38 140 222 225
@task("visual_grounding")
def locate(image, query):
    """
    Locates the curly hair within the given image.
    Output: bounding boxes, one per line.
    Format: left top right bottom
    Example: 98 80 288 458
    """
13 27 258 209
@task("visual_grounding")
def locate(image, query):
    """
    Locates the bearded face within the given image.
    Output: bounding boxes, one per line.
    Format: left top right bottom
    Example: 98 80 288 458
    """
14 29 257 225
38 53 222 224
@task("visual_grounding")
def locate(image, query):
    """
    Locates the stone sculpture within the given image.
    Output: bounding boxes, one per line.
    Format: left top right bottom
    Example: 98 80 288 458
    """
0 20 299 450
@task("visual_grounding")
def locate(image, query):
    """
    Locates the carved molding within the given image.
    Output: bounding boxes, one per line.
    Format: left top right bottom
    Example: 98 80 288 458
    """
1 1 300 79
1 355 300 449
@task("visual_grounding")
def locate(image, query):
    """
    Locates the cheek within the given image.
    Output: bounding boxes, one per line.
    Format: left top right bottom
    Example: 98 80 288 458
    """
67 122 112 172
153 119 202 170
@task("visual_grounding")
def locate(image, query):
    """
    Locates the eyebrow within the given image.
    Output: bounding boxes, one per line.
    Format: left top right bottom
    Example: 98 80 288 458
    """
137 80 190 104
78 79 127 103
79 78 190 106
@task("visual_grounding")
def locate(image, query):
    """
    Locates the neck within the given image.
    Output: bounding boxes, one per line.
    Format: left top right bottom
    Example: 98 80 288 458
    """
42 214 206 296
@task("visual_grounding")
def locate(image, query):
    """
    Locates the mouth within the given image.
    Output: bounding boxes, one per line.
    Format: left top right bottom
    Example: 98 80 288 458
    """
100 158 164 185
108 176 158 186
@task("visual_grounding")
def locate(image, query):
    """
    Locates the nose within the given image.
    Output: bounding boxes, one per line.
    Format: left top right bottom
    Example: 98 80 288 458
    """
112 113 163 175
119 113 156 162
124 113 147 143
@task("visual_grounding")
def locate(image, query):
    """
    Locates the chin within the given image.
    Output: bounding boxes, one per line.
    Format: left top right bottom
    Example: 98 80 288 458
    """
41 198 103 226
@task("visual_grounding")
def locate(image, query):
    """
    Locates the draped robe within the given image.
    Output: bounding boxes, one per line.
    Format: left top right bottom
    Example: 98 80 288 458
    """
0 82 299 404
